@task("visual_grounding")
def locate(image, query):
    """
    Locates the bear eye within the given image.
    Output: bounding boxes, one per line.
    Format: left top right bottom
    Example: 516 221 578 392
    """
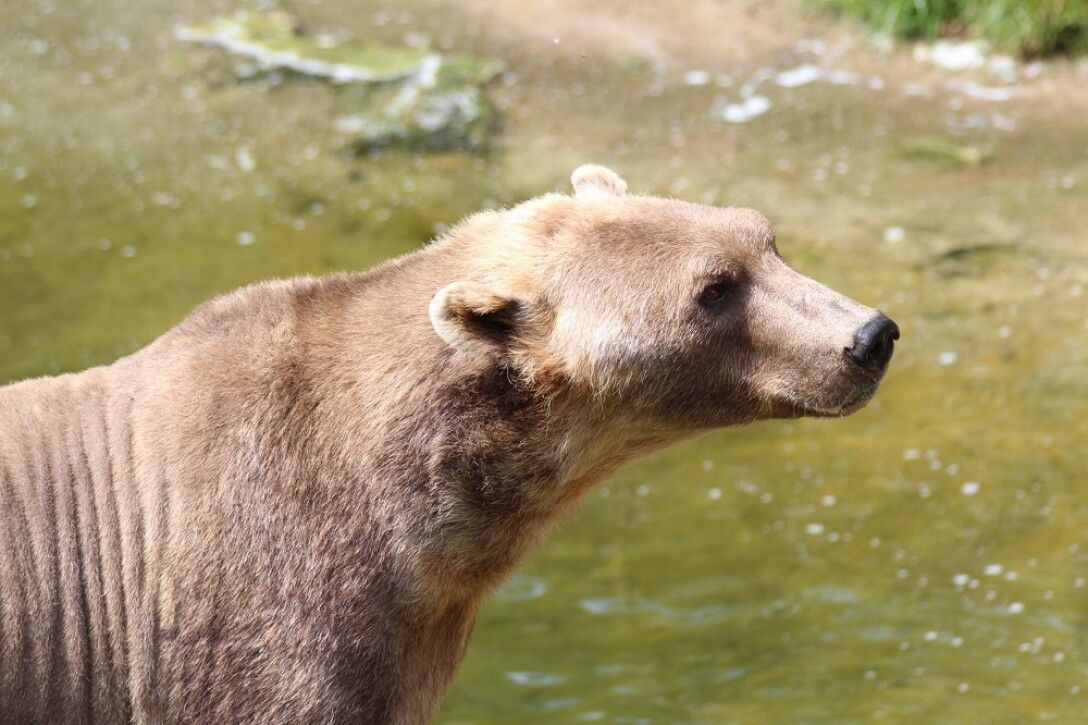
699 281 731 307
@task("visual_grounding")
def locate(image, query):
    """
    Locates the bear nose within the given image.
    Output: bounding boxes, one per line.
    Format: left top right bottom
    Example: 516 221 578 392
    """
845 313 900 372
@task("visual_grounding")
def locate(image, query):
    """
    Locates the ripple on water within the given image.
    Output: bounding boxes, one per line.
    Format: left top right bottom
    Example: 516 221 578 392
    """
713 666 749 683
579 595 738 625
505 670 567 686
806 585 860 605
493 574 548 602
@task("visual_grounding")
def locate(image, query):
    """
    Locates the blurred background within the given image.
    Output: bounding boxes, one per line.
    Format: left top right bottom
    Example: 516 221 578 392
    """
2 0 1087 721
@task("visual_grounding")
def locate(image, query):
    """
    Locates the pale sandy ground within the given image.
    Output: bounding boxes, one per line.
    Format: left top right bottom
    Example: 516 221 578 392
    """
439 0 1088 106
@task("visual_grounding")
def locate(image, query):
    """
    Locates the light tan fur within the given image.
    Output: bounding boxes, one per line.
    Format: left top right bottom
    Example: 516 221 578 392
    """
0 166 893 723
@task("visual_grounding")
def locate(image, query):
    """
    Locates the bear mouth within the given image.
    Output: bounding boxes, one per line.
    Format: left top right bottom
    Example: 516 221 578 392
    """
789 384 878 418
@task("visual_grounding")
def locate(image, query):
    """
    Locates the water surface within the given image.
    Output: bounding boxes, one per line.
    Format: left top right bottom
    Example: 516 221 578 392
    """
2 0 1087 721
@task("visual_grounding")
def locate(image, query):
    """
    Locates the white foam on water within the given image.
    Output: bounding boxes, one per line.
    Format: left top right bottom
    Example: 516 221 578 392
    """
915 40 988 71
883 226 905 244
949 80 1015 101
717 95 771 123
683 69 711 86
775 64 822 88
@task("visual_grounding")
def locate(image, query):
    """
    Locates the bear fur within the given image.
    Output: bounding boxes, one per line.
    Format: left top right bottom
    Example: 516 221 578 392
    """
0 166 892 722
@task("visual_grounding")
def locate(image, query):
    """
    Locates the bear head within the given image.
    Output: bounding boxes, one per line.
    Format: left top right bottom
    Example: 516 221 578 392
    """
429 165 898 435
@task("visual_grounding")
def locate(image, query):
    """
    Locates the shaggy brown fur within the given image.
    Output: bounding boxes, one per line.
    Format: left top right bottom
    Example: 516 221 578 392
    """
0 166 894 723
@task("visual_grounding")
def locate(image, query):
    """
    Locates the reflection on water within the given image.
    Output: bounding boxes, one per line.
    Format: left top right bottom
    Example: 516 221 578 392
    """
2 0 1087 721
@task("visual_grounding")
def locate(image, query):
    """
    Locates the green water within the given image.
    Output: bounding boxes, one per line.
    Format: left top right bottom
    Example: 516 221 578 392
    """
3 0 1088 721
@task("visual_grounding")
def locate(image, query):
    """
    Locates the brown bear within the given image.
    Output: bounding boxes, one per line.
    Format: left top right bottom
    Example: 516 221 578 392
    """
0 165 897 723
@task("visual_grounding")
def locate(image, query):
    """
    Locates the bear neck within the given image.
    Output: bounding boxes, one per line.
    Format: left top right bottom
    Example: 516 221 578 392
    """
297 260 662 606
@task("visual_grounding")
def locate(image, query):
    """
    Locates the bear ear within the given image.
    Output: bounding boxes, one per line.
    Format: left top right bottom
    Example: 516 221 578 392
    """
571 164 628 198
429 281 521 357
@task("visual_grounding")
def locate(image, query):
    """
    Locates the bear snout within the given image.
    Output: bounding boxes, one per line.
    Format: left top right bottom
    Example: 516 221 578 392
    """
844 313 900 374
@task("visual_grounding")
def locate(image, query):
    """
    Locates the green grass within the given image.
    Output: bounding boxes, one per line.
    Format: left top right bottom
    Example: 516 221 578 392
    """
814 0 1088 57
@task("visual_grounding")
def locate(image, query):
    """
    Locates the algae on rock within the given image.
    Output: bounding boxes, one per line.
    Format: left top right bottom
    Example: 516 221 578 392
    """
175 10 502 152
334 84 494 153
